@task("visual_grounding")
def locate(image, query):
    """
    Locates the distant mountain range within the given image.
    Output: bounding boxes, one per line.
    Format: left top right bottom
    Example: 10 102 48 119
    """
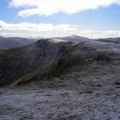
0 35 120 49
0 36 37 49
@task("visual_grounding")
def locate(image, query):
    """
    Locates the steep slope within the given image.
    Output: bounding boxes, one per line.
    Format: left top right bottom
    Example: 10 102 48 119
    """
0 39 72 86
0 36 37 49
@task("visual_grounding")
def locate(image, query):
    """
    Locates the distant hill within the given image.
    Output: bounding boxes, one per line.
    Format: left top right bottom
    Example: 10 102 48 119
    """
96 38 120 44
0 36 37 49
61 35 90 42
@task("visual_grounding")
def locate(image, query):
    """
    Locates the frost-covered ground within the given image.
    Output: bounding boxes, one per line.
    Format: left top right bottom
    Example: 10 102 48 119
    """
0 63 120 120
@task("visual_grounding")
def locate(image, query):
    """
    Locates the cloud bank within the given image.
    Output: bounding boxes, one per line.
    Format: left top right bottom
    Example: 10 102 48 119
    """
10 0 120 17
0 20 120 38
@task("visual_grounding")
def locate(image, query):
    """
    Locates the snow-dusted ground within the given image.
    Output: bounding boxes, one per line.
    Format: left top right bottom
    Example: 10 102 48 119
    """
0 63 120 120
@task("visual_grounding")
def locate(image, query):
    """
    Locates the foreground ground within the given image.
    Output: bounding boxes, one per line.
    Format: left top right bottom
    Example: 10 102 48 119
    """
0 62 120 120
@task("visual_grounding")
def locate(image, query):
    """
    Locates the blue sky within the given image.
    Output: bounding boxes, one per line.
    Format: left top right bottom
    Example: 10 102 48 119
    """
0 0 120 38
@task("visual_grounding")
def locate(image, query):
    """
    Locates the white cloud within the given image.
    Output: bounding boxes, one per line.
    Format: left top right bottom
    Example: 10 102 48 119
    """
9 0 120 17
0 20 120 38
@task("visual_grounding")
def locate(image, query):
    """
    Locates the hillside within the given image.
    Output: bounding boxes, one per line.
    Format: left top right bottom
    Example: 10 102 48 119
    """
0 36 37 49
0 37 119 86
0 37 120 120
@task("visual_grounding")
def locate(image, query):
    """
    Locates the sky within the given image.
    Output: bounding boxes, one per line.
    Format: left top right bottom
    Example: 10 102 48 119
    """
0 0 120 38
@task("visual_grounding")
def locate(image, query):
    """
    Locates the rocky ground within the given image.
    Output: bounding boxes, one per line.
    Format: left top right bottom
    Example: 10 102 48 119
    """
0 62 120 120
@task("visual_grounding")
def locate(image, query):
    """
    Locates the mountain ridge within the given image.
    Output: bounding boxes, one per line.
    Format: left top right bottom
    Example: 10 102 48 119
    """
0 37 120 86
